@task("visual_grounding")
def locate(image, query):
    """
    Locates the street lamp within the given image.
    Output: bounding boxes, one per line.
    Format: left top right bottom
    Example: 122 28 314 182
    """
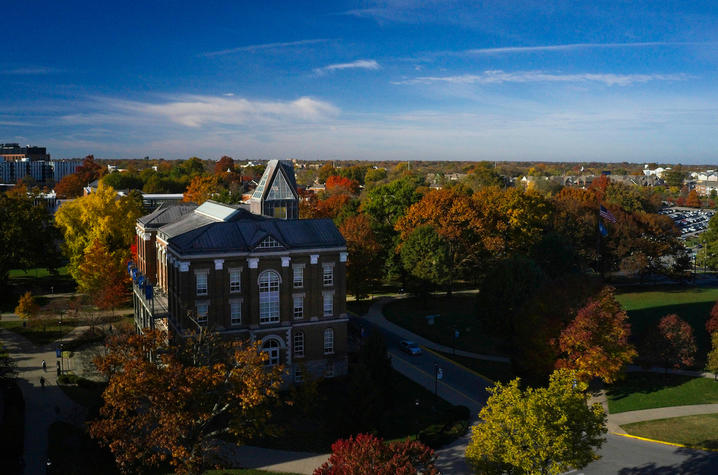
433 364 443 400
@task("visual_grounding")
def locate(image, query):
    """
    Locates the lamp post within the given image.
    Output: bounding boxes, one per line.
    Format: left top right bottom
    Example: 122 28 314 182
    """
415 398 421 440
433 364 443 401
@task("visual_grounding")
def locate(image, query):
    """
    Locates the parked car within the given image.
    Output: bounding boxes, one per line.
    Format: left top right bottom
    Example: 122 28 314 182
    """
400 340 422 356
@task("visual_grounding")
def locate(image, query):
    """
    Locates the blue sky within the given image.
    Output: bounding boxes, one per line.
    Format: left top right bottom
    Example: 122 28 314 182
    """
3 1 718 162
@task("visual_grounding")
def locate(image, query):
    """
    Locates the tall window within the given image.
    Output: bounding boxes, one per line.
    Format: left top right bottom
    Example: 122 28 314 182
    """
293 296 304 320
196 272 208 295
196 303 208 325
229 269 241 293
259 271 280 324
323 265 333 286
293 266 303 288
324 328 334 355
294 331 304 357
323 293 333 317
230 302 242 325
261 339 280 366
294 366 304 383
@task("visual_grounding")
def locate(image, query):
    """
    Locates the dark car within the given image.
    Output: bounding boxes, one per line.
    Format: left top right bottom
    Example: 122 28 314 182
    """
400 340 422 356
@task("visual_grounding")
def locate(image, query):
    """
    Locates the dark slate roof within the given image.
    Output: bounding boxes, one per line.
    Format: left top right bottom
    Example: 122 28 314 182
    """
138 202 198 229
158 204 345 254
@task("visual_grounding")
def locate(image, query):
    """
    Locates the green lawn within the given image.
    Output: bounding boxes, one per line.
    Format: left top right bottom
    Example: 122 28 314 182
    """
8 266 69 278
623 413 718 449
607 372 718 414
615 285 718 365
383 295 506 355
0 319 75 346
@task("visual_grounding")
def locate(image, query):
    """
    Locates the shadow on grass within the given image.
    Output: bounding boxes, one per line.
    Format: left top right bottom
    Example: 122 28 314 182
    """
607 373 692 403
618 447 718 474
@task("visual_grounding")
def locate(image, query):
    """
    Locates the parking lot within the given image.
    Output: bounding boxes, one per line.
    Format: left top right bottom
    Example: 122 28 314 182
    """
659 207 715 237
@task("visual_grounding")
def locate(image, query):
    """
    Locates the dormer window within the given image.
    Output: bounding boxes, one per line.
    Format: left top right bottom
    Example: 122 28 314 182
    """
257 236 282 249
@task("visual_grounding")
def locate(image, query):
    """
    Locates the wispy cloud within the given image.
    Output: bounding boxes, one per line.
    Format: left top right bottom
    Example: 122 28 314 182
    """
463 41 711 55
62 95 340 128
393 70 691 87
1 66 64 75
204 38 329 57
313 59 381 75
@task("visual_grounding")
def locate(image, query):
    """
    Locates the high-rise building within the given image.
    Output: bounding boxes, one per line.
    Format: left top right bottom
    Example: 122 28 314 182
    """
0 143 50 161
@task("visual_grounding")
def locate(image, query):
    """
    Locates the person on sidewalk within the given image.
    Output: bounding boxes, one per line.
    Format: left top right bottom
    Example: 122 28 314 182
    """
42 360 47 371
40 376 45 388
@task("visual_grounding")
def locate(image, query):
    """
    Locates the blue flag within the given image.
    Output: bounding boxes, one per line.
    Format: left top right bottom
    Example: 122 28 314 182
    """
599 221 608 237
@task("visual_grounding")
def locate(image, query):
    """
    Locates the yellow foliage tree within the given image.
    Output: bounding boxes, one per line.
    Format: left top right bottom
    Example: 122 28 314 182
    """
54 183 142 294
14 291 39 321
466 369 606 475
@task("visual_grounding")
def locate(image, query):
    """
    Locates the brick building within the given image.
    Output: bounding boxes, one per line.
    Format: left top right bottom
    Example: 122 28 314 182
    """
132 160 349 382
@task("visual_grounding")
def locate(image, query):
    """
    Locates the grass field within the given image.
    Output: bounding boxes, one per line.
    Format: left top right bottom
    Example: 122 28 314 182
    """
8 266 69 278
615 285 718 365
623 413 718 449
607 372 718 414
383 294 506 355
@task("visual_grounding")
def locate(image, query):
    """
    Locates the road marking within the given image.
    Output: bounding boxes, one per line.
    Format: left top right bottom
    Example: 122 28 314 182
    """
421 346 496 384
390 351 483 409
610 431 718 452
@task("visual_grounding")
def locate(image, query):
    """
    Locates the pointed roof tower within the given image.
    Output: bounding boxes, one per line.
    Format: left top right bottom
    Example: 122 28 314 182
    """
249 160 299 219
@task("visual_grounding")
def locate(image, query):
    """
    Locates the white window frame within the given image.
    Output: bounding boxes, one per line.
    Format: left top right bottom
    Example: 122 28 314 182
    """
196 271 208 296
229 268 241 293
294 331 304 358
258 236 282 249
293 295 304 320
196 302 208 325
259 270 280 324
230 300 242 326
294 366 304 383
324 328 334 355
322 264 333 287
323 292 333 317
261 339 281 366
293 265 304 288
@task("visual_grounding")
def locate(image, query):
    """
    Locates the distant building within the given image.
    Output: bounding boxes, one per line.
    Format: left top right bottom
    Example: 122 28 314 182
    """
131 160 348 383
0 143 50 161
49 159 82 182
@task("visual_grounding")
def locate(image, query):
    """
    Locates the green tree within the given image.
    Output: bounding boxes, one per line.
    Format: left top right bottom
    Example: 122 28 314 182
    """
663 166 686 188
400 225 451 295
466 369 606 475
464 161 504 191
101 171 144 190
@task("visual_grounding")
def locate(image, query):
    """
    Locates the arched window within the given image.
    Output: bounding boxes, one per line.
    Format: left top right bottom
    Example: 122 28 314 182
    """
294 331 304 357
324 328 334 355
261 338 281 366
259 270 280 324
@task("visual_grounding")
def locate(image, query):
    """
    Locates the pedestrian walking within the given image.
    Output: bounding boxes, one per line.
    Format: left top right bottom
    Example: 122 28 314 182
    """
40 376 45 388
42 360 47 371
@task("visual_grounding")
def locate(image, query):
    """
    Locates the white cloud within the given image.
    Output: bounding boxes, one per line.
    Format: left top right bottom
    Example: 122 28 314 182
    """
393 70 691 86
204 39 329 57
1 66 63 75
463 41 709 55
313 59 381 75
62 95 340 128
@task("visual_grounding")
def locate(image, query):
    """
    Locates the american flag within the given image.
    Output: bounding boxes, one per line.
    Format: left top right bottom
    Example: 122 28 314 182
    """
600 205 617 223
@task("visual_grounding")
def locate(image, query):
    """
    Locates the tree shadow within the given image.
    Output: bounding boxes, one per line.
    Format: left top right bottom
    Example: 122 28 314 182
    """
618 447 718 474
607 372 694 403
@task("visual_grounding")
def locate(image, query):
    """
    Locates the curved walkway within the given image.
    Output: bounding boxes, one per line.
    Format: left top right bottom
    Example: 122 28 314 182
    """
610 404 718 434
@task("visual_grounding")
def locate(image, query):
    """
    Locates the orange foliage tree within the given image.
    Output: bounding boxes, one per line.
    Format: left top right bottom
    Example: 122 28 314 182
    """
685 189 701 208
556 287 637 383
338 214 382 299
643 314 697 371
78 239 130 312
214 155 234 174
14 291 39 322
314 433 438 475
54 173 85 198
707 301 718 335
183 175 220 204
325 175 360 195
89 329 283 474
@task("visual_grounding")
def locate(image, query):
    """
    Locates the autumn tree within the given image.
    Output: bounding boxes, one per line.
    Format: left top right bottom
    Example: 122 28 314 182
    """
325 175 360 195
314 434 438 475
14 291 39 322
54 173 86 198
318 162 336 183
464 161 503 191
183 175 220 205
214 155 235 174
466 369 606 475
89 329 282 474
643 314 697 372
556 287 637 383
78 240 131 311
338 214 381 299
706 301 718 335
54 183 142 293
707 332 718 379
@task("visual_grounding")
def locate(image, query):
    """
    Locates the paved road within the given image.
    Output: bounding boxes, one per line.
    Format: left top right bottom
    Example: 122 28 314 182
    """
356 297 718 475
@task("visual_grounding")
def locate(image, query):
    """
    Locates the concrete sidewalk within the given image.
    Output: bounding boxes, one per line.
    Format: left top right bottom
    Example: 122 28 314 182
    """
610 404 718 432
361 296 510 363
